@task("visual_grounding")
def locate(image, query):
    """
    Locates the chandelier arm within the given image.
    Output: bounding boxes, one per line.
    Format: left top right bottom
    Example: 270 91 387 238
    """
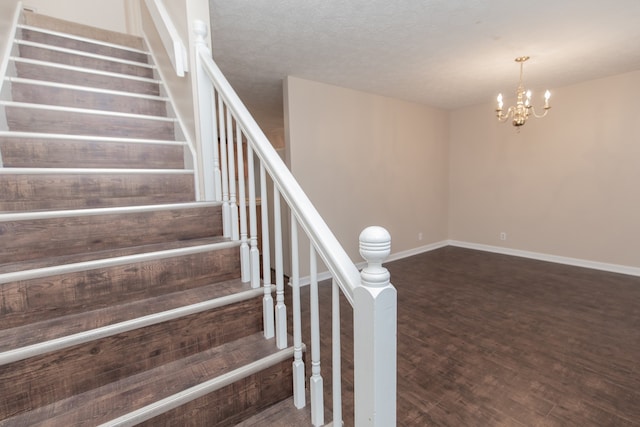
530 106 550 119
496 106 515 122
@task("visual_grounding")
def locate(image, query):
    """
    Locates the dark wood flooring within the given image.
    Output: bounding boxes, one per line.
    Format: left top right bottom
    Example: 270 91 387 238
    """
297 246 640 427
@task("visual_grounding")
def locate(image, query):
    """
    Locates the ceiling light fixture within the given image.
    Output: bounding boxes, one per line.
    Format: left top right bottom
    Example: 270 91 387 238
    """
496 56 551 127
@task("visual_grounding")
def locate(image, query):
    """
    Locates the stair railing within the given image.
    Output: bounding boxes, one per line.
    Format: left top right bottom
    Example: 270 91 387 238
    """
143 0 188 77
193 20 397 426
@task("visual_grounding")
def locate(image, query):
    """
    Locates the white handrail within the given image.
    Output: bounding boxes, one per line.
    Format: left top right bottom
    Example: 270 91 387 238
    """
191 20 396 426
194 33 360 305
144 0 188 77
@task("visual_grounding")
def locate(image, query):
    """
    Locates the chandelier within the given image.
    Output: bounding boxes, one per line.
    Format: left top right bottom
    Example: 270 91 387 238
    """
496 56 551 127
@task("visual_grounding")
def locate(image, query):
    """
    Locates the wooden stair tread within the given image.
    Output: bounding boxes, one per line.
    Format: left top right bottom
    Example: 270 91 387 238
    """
0 236 233 274
0 171 196 211
0 333 288 426
19 27 149 63
22 11 145 50
0 135 185 169
17 44 154 78
0 278 258 352
0 297 264 420
5 104 176 139
0 203 223 264
13 59 161 95
235 396 319 427
10 80 168 116
0 9 296 426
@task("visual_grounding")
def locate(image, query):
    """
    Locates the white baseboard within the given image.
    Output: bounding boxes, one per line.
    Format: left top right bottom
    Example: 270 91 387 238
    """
448 240 640 277
293 239 640 287
296 240 450 286
297 270 334 287
386 240 450 263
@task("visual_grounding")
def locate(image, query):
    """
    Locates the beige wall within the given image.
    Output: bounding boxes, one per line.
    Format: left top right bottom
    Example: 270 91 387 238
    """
285 76 449 272
0 0 20 82
23 0 129 33
141 0 210 192
449 70 640 268
0 1 20 48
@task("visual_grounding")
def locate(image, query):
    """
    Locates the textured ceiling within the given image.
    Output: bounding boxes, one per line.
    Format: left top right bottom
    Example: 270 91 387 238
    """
210 0 640 130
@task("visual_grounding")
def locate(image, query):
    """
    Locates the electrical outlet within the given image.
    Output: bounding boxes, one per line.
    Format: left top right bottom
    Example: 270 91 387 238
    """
499 232 507 241
418 232 423 241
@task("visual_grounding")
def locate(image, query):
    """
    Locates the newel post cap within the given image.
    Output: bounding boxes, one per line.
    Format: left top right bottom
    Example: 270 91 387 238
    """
359 226 391 288
193 19 208 42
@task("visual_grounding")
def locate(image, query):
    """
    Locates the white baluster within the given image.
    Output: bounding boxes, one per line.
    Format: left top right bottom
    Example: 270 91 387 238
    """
218 96 230 237
236 123 250 282
273 185 287 349
246 143 260 289
332 278 342 426
291 214 306 408
192 21 220 201
260 164 274 338
354 226 396 427
309 245 324 426
226 109 239 240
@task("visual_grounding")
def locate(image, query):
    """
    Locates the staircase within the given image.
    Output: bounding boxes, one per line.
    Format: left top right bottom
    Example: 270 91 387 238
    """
0 11 296 426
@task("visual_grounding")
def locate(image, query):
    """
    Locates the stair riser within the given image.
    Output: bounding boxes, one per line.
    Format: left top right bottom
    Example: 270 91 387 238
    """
23 11 145 50
0 12 291 427
1 247 240 330
0 206 223 264
20 28 149 63
11 82 168 116
0 138 184 169
0 297 263 419
14 61 160 95
141 360 294 426
0 173 195 211
6 107 175 139
18 45 154 78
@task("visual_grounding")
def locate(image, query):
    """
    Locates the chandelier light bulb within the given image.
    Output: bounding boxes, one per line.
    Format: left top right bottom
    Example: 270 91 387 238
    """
544 90 551 108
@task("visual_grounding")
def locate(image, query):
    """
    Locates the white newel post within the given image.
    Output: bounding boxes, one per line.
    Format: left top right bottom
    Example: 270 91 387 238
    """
193 20 221 201
354 226 397 426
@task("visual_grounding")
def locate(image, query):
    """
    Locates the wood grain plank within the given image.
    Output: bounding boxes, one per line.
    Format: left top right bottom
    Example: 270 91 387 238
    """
5 107 175 139
0 172 195 211
0 244 239 330
291 247 640 426
20 28 149 63
0 205 222 263
23 11 144 50
0 297 263 419
0 278 250 349
14 61 160 95
18 45 153 78
0 236 228 274
139 360 293 427
11 82 167 116
0 137 184 169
